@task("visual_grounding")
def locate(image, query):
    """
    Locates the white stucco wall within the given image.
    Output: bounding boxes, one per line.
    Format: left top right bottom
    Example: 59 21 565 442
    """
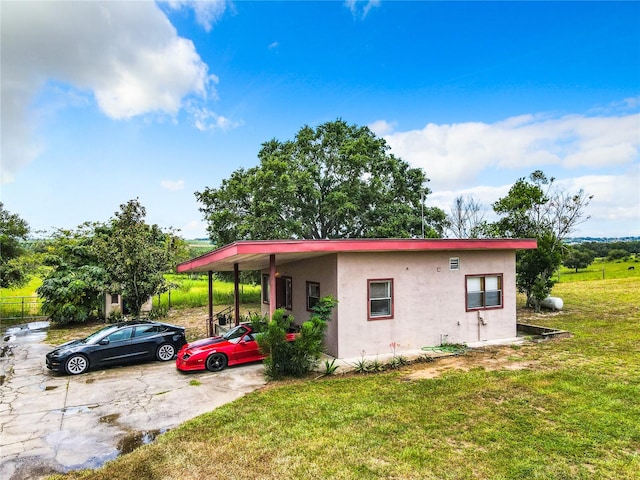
262 249 517 359
334 250 517 358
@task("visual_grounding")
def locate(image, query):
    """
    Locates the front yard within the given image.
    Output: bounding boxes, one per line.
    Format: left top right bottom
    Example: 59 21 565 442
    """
48 276 640 480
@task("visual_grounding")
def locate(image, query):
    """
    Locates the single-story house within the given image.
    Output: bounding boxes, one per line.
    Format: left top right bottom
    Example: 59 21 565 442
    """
176 238 537 359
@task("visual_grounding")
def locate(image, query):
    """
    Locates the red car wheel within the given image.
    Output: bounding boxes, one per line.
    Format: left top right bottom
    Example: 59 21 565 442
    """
206 353 227 372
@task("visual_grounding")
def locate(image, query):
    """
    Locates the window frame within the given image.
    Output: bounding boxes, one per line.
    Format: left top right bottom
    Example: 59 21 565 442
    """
367 278 394 321
261 274 270 304
278 276 293 310
465 273 504 311
306 281 320 311
262 274 293 310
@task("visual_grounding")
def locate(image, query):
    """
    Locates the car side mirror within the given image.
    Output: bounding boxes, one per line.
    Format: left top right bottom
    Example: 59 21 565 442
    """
99 338 110 345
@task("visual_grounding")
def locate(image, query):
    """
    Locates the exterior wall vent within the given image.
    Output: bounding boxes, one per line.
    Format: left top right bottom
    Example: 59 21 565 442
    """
449 257 460 271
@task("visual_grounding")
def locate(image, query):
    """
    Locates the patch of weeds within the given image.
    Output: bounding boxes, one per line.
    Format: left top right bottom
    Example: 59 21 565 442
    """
322 359 339 375
387 355 409 369
189 379 202 386
417 354 435 363
352 352 386 374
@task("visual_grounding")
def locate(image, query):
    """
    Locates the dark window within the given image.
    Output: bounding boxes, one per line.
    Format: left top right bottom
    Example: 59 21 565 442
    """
133 325 164 338
262 274 270 304
276 276 292 310
106 327 133 343
307 282 320 311
466 274 503 310
262 275 292 310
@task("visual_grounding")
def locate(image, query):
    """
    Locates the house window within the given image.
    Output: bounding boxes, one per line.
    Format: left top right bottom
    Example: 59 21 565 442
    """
262 274 293 310
110 294 120 305
368 279 393 320
261 275 270 304
450 257 460 270
306 282 320 311
466 274 503 310
277 277 293 310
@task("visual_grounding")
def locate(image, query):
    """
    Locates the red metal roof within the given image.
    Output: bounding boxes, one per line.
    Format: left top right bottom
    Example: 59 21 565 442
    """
177 238 537 273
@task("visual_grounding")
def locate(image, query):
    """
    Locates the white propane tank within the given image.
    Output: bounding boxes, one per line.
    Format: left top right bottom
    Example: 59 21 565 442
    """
541 296 564 311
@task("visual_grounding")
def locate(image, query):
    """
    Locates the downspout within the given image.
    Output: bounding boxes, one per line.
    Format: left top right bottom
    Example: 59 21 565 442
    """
234 263 240 326
269 254 276 319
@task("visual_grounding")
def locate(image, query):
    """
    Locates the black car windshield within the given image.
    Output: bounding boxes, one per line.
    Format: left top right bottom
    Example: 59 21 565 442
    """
83 325 121 344
222 325 248 343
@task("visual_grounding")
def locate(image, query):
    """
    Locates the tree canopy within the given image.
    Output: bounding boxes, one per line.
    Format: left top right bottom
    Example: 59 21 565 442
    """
37 226 109 324
37 199 188 323
94 199 188 317
488 170 592 310
0 202 31 288
196 119 446 245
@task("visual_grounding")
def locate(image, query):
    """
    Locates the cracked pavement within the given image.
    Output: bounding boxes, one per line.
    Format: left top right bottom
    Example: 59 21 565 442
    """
0 324 267 480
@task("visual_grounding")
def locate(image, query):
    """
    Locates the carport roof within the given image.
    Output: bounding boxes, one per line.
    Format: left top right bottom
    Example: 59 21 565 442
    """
176 238 537 273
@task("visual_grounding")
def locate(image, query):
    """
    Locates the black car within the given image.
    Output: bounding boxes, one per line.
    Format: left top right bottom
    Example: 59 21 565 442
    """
46 321 187 375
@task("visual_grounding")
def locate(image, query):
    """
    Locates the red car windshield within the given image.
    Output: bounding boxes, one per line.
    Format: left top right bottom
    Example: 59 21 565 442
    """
222 325 250 344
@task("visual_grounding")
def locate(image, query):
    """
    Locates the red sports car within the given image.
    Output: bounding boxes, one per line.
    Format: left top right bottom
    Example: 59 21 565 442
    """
176 323 296 372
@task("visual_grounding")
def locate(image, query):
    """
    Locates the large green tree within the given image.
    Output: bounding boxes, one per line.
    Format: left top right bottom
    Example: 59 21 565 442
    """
37 226 108 324
38 200 188 323
0 202 31 288
94 199 187 318
563 246 595 272
487 170 592 310
196 119 446 244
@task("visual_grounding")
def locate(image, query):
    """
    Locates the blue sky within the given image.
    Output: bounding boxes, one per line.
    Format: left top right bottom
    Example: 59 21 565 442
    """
2 1 639 239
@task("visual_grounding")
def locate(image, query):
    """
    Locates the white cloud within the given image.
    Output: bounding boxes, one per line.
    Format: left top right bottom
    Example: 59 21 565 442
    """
344 0 381 19
426 167 640 238
382 111 640 191
1 1 219 184
369 119 396 136
166 0 229 32
189 105 241 132
161 180 185 191
180 219 209 239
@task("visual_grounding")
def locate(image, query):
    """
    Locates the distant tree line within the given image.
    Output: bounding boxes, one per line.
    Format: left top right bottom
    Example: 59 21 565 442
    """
571 240 640 258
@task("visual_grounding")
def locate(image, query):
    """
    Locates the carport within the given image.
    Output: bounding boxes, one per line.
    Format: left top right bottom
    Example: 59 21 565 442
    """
176 240 342 334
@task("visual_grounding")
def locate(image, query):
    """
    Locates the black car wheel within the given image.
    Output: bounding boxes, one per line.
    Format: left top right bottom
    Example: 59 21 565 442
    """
206 353 227 372
64 354 89 375
156 343 176 361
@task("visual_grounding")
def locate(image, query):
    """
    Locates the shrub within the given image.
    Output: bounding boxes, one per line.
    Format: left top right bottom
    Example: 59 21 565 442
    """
257 295 337 380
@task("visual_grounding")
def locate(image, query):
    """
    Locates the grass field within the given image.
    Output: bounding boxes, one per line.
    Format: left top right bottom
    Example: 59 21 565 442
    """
48 274 640 479
153 274 261 308
556 258 639 282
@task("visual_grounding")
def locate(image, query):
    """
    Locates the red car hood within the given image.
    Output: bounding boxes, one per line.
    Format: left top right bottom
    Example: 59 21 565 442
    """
185 336 229 350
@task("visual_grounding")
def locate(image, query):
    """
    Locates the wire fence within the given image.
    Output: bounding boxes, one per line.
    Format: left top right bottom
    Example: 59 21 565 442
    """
0 296 46 323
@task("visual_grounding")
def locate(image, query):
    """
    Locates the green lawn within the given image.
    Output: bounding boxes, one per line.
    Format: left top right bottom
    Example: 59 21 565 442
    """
50 275 640 480
556 258 639 282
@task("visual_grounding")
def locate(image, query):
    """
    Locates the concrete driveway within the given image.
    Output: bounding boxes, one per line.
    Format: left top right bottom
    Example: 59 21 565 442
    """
0 323 267 480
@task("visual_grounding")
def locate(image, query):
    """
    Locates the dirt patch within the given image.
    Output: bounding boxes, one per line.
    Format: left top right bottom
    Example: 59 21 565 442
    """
403 345 537 380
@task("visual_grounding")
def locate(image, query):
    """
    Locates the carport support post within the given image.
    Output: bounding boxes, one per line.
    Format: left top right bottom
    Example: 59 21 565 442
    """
208 270 214 337
234 263 240 326
269 254 276 319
